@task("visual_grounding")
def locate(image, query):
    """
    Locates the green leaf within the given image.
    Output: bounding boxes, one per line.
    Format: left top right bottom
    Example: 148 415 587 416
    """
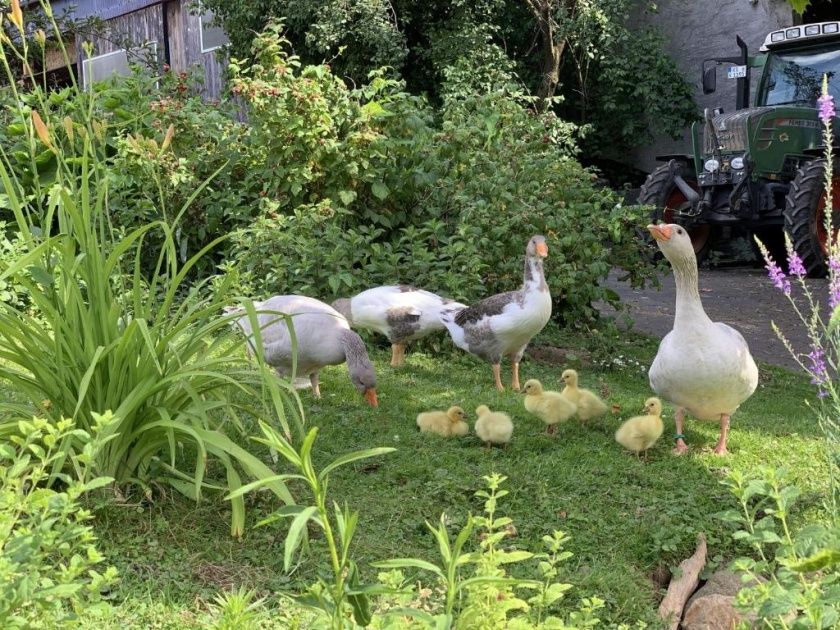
457 576 540 591
496 550 534 564
787 548 840 572
361 101 387 117
338 190 357 205
319 447 395 481
346 561 372 627
284 506 318 571
81 477 115 493
224 474 306 501
373 558 445 579
371 181 389 200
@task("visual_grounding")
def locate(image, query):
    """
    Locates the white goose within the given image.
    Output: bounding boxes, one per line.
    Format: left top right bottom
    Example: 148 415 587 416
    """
231 295 378 406
331 286 466 367
647 224 757 455
440 235 551 391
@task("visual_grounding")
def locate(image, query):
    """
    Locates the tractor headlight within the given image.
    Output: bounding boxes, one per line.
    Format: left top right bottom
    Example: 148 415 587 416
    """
704 158 720 173
730 156 745 170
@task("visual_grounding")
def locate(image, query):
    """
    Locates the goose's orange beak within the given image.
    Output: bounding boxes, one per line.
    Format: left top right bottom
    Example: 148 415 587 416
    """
364 388 379 407
536 242 548 257
647 224 672 242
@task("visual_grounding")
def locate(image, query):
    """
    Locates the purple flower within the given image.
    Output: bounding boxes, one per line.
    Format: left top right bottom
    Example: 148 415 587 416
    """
818 93 836 123
830 256 840 309
807 343 830 397
765 258 790 296
788 251 806 278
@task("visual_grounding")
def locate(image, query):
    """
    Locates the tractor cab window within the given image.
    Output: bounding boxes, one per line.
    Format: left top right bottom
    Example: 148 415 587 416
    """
758 45 840 107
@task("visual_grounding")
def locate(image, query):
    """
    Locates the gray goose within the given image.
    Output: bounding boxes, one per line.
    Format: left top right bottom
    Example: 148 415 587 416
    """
440 235 551 391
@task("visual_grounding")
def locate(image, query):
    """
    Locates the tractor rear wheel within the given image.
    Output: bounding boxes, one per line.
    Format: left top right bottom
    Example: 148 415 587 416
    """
638 161 715 262
784 158 840 278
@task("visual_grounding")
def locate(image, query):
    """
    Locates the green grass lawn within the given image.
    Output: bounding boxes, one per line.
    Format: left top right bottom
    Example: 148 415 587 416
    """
74 327 829 628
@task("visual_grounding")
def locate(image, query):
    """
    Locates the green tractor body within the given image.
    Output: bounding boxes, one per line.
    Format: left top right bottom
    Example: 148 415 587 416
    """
640 21 840 275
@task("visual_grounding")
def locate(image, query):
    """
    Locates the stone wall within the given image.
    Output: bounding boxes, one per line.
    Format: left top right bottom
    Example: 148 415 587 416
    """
632 0 794 174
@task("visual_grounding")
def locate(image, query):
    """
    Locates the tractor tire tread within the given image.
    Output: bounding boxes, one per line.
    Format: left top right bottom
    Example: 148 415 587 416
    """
784 158 830 278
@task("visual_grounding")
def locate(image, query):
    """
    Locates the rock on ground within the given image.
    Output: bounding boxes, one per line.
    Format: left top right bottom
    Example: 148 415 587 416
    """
681 570 758 630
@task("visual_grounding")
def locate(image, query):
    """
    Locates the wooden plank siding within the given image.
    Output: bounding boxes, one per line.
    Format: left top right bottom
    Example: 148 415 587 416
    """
66 0 227 99
165 1 227 99
76 4 166 60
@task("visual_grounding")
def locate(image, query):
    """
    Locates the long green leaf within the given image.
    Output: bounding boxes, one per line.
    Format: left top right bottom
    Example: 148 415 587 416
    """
372 558 445 579
319 447 396 481
284 506 318 571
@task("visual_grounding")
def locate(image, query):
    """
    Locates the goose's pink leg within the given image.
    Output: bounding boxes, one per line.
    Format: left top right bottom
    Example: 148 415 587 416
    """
493 364 504 391
713 414 730 455
511 361 521 392
310 372 321 398
673 407 689 455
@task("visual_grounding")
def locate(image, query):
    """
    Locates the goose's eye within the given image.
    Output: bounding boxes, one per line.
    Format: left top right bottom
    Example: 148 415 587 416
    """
677 228 684 235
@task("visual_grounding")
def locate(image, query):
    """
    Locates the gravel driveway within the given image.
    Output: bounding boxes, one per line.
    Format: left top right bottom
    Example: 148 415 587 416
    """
597 267 828 371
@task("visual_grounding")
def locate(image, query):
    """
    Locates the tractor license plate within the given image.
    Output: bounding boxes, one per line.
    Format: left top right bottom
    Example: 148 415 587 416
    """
727 65 747 79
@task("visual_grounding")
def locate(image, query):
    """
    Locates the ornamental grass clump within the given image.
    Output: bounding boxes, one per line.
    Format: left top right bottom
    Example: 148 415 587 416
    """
0 0 298 536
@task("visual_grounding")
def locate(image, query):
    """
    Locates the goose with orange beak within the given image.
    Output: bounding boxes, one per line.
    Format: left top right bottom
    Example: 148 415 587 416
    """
231 295 378 407
440 235 552 391
646 223 757 455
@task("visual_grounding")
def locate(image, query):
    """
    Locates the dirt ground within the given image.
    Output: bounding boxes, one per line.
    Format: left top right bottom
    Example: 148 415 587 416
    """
597 266 828 371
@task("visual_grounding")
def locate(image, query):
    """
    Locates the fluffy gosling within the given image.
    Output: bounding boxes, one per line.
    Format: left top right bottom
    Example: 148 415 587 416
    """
474 404 513 447
615 397 664 459
523 378 577 435
560 369 608 421
417 405 469 437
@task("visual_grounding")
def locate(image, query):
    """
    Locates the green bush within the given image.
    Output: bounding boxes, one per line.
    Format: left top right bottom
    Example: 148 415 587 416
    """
0 3 298 536
0 414 118 628
229 30 654 320
1 20 656 322
720 468 840 629
105 68 251 277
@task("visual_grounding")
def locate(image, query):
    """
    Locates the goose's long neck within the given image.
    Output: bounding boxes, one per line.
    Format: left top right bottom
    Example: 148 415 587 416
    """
672 256 712 329
523 256 548 292
339 329 370 367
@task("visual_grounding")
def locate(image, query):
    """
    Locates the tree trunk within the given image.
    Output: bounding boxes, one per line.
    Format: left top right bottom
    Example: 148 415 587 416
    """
524 0 568 110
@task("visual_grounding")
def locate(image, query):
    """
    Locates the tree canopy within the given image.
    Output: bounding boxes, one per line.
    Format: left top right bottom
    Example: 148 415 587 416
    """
202 0 697 176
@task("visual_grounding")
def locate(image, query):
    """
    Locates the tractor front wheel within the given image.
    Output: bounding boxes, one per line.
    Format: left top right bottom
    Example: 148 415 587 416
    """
784 158 840 278
638 161 715 262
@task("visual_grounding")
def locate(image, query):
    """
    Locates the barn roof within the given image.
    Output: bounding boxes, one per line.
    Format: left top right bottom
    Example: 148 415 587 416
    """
36 0 164 21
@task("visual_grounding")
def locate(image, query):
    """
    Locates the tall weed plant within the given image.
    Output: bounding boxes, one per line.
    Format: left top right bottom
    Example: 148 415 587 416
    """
751 75 840 626
0 0 298 536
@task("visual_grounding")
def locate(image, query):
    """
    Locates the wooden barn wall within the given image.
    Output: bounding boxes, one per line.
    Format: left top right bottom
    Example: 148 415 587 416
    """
75 4 165 69
165 0 227 99
68 0 227 98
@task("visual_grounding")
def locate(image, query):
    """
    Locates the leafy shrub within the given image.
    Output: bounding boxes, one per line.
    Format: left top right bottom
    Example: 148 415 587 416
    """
0 414 118 628
0 3 298 536
720 468 840 628
105 68 251 276
229 26 654 321
0 222 31 310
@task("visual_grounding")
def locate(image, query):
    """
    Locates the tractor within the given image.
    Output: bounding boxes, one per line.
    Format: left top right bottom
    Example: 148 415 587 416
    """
639 21 840 276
